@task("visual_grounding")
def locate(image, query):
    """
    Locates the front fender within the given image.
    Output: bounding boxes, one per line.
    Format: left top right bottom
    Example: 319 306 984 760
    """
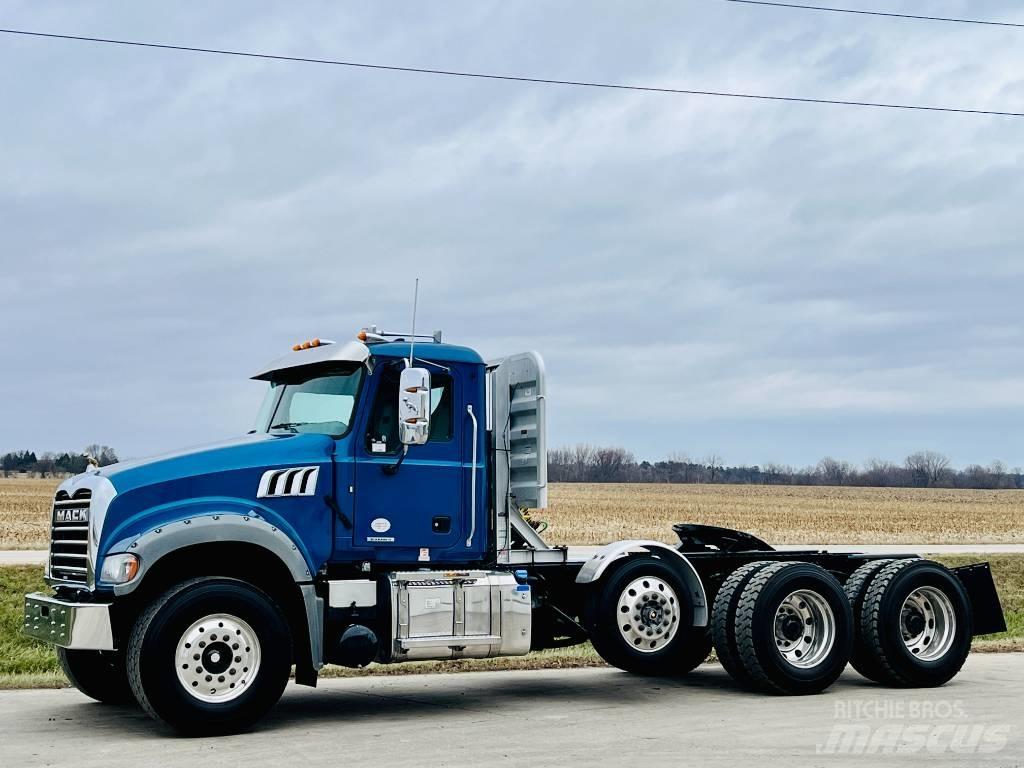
105 512 313 596
575 540 708 627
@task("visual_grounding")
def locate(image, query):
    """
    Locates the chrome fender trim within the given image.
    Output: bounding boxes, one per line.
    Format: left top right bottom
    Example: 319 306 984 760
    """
575 540 708 627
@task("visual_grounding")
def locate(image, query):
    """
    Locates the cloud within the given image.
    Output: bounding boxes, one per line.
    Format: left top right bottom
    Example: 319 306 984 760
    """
0 0 1021 467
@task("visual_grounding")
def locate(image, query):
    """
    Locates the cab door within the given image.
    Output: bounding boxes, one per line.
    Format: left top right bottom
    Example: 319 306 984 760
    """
352 362 465 561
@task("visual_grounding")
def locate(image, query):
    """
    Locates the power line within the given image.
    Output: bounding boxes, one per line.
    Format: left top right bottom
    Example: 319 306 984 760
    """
1 26 1022 118
722 1 1024 29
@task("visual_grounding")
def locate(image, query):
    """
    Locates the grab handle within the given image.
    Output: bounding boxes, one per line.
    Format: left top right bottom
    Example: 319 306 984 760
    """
466 404 478 547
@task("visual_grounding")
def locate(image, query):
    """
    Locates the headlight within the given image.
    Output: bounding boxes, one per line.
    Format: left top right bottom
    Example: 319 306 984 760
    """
99 553 140 585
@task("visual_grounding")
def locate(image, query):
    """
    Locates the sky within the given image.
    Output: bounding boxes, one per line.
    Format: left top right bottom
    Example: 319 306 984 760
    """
1 1 1022 469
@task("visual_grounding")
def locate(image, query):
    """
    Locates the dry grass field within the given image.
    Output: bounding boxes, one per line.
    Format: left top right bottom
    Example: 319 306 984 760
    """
1 477 1022 549
543 483 1024 545
0 478 58 550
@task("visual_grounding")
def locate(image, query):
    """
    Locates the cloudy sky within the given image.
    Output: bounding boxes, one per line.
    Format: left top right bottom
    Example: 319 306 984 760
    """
1 1 1022 469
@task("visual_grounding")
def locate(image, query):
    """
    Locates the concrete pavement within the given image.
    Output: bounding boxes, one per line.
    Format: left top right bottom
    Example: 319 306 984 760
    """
1 656 1021 767
5 543 1024 567
0 550 50 565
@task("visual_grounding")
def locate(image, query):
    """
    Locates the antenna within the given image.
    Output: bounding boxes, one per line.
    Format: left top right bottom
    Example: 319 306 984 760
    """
408 278 419 367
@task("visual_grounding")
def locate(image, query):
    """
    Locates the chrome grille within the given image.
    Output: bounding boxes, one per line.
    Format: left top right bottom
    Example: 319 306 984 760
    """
49 489 91 585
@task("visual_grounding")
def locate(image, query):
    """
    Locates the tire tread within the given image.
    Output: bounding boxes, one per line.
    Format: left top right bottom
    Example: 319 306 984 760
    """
126 577 212 724
733 562 792 693
844 559 895 682
711 561 774 687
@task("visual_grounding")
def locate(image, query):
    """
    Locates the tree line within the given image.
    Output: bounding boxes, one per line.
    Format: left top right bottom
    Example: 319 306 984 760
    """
1 445 119 477
548 445 1024 490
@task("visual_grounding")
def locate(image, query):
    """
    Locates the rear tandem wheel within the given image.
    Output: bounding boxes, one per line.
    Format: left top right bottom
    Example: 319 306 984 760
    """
714 561 853 694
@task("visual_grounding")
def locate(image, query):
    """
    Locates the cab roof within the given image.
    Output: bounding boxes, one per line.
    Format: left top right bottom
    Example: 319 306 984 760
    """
369 341 484 365
252 338 483 380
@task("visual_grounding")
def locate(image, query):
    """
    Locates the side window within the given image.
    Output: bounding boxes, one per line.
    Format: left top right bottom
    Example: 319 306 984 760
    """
365 369 453 454
428 375 453 441
366 369 400 455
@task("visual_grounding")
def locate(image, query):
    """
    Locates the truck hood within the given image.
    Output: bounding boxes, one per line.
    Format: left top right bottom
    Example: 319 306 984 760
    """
90 432 337 563
95 432 334 495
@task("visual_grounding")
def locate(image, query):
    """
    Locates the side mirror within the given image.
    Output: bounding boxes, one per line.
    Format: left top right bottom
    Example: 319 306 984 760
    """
398 367 431 445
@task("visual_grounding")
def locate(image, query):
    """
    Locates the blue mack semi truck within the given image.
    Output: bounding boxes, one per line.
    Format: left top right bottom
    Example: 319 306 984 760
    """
24 328 1006 734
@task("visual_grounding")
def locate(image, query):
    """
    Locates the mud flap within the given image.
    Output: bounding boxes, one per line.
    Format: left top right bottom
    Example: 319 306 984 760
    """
954 563 1007 636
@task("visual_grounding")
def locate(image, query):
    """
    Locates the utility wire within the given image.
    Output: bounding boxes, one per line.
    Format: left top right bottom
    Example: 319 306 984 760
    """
722 1 1024 29
1 26 1022 118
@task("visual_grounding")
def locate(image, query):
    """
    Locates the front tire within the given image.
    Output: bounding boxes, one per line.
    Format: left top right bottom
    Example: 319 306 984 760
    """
585 557 706 675
57 647 133 704
127 578 292 735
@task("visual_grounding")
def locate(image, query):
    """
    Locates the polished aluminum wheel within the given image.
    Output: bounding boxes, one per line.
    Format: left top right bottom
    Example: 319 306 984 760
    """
900 586 956 661
175 613 261 703
774 589 835 669
616 576 679 653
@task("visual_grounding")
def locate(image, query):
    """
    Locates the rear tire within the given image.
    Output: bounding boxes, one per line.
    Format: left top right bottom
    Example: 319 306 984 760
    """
57 648 133 704
585 557 705 675
733 561 853 695
127 578 293 735
859 559 971 687
843 559 895 683
711 561 774 688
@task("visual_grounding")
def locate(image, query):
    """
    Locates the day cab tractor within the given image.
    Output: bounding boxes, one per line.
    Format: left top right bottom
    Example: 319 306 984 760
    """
24 329 1006 734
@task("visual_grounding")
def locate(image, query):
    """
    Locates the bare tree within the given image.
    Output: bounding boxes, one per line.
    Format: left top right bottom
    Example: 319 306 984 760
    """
816 456 853 486
862 458 901 487
762 462 790 485
666 451 695 483
592 447 635 482
963 464 996 490
990 460 1008 489
35 452 57 477
703 453 722 483
546 444 1010 489
905 450 951 488
83 444 119 467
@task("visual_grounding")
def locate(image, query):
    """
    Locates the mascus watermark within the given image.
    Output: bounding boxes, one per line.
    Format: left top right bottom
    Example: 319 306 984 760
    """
817 698 1013 755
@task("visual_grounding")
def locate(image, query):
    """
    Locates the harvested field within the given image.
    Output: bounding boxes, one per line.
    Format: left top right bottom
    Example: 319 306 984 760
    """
543 483 1024 546
1 477 1022 549
0 478 58 550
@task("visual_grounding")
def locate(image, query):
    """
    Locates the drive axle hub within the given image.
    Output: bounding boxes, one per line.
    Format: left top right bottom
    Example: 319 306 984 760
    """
616 576 679 654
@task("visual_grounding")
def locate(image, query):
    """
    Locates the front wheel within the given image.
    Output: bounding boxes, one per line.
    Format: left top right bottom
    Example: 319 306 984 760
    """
127 578 293 735
585 557 707 675
57 647 133 704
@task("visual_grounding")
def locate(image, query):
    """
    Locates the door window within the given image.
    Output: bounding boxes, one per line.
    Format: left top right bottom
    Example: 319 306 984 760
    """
366 367 453 454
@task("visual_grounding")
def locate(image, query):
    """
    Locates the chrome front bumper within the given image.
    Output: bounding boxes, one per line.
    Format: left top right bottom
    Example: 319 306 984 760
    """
23 593 115 650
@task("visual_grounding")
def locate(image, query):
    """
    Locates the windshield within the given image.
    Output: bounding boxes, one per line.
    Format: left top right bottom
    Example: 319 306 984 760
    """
254 365 364 437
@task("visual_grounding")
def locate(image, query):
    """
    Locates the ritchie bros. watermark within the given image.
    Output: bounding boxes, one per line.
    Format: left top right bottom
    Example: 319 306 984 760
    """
816 698 1013 756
